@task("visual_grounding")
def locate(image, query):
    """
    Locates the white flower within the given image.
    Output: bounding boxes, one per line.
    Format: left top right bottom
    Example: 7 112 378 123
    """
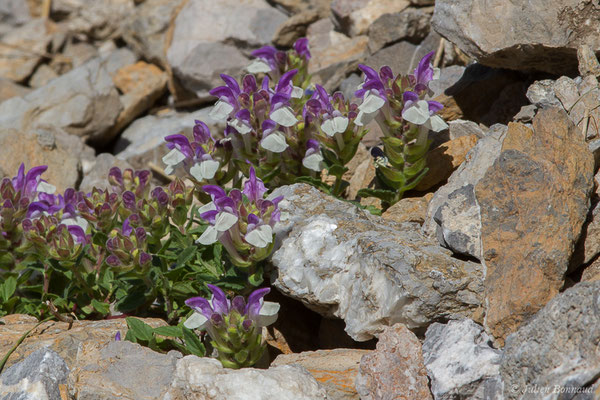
402 100 448 132
270 106 297 127
244 224 273 248
291 86 304 99
36 181 56 195
260 131 288 153
162 148 187 175
246 59 272 74
209 100 234 121
320 116 349 137
302 152 324 172
189 160 220 181
195 212 238 245
228 117 252 134
354 92 386 127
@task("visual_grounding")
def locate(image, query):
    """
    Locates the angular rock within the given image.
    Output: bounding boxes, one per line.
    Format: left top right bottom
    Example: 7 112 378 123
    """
581 257 600 282
269 0 331 17
0 58 122 145
0 77 31 102
578 44 600 78
0 0 32 28
61 42 100 70
100 47 139 78
307 20 369 91
526 79 561 109
0 19 60 83
432 0 600 75
122 0 185 68
0 317 166 370
424 124 508 259
165 356 328 399
114 107 223 170
0 128 83 193
367 8 431 53
79 153 133 193
382 193 433 226
166 0 287 100
355 324 432 400
29 64 59 88
273 349 369 400
447 119 485 141
501 281 600 400
270 184 485 341
67 340 180 400
109 61 168 136
338 73 362 102
273 10 320 47
512 104 537 124
0 348 68 400
422 319 503 400
476 108 594 344
330 0 409 37
428 65 465 99
415 134 479 191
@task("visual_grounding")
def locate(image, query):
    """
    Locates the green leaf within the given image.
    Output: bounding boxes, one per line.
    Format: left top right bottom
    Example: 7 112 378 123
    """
153 325 183 338
0 276 17 303
247 265 264 287
91 299 110 315
294 176 332 194
357 188 397 203
176 246 197 267
327 164 348 178
125 317 154 342
92 231 108 247
182 326 205 357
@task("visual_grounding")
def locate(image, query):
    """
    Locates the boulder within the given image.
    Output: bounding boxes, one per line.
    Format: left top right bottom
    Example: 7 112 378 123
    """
330 0 409 37
431 0 600 75
270 184 485 341
367 8 431 53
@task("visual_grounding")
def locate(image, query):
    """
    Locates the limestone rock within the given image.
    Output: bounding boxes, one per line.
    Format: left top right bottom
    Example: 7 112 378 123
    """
428 65 465 99
476 108 594 344
270 184 485 341
0 317 166 370
382 193 433 226
0 19 60 83
355 324 432 400
422 319 503 400
67 340 180 400
330 0 409 37
367 8 431 53
578 44 600 78
79 153 134 193
415 134 479 191
0 58 122 145
166 0 287 101
29 64 59 88
165 356 328 399
268 0 331 17
501 281 600 400
424 124 508 259
0 348 68 400
432 0 600 75
273 349 369 400
0 77 31 102
0 0 32 28
273 10 320 47
525 79 561 109
447 119 485 141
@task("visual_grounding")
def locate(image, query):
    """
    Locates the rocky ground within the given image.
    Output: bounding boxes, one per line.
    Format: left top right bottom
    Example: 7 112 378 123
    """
1 0 600 399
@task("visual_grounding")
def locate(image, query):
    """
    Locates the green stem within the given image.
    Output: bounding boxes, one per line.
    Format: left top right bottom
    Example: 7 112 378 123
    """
332 175 343 197
0 317 53 374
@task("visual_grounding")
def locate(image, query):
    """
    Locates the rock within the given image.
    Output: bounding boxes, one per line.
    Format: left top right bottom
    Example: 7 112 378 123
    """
270 184 485 341
0 58 122 145
501 281 600 400
307 20 369 91
338 73 362 101
273 10 320 47
415 134 479 191
101 47 139 78
422 319 503 400
0 19 60 83
409 0 434 4
0 0 32 28
526 79 561 108
165 356 328 399
0 317 166 370
29 64 59 88
273 349 369 400
424 124 508 259
367 8 431 53
52 0 136 40
79 153 133 193
428 65 465 99
447 119 485 140
67 340 180 400
0 348 69 400
581 257 600 282
381 193 433 226
0 128 83 193
476 108 594 345
558 75 600 139
512 104 537 124
355 324 432 400
166 0 287 101
269 0 331 17
432 0 600 75
109 61 168 137
578 44 600 78
122 0 185 68
364 31 441 76
0 77 31 102
330 0 410 37
115 107 223 170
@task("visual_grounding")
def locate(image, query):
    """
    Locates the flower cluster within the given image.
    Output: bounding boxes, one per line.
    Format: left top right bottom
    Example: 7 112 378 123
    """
196 167 282 268
354 51 448 205
249 37 311 86
184 284 279 369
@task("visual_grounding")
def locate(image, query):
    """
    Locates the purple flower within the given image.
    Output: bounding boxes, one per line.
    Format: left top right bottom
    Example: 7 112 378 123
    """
413 51 435 93
294 37 311 60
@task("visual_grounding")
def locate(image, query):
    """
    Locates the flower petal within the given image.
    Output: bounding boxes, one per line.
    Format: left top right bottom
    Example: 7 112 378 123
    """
260 131 288 153
245 224 273 248
402 100 430 126
36 181 56 194
183 312 210 330
270 106 297 127
426 115 449 132
246 59 272 74
162 148 187 175
321 116 348 137
358 92 386 114
291 86 304 99
214 212 238 232
209 100 234 121
255 301 280 327
302 153 324 172
190 160 220 181
196 225 219 245
197 201 216 215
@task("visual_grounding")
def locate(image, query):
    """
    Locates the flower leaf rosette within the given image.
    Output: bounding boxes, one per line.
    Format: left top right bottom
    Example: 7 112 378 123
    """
354 51 448 206
196 167 282 268
184 285 279 369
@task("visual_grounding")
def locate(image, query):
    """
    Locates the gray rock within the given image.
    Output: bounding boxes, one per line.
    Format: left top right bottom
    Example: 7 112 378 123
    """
428 65 466 99
67 340 180 400
513 105 537 123
501 281 600 400
270 184 485 341
166 0 287 100
431 0 599 75
115 107 223 170
447 119 485 140
367 8 431 53
165 356 328 399
422 319 504 400
79 153 133 193
0 348 69 400
29 64 59 89
424 124 508 259
100 47 139 78
122 0 185 68
0 77 31 102
526 80 561 108
338 73 362 101
330 0 410 37
0 0 31 27
0 57 122 145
